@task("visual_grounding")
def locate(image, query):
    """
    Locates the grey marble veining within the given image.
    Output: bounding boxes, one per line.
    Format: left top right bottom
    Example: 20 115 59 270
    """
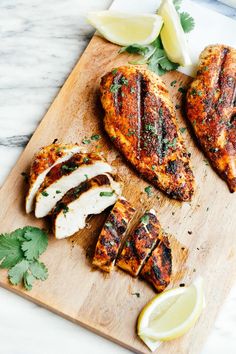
0 1 236 354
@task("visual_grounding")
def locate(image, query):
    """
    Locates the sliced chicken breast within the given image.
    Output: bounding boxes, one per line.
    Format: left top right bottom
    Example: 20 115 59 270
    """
35 153 112 218
92 197 136 272
26 143 81 213
140 234 172 293
116 209 161 276
51 174 122 239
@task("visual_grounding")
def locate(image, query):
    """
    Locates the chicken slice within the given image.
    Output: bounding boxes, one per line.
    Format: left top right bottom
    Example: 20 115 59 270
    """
92 197 135 272
26 143 81 213
35 153 112 218
140 234 172 293
100 66 195 201
186 45 236 192
51 174 122 239
116 209 161 276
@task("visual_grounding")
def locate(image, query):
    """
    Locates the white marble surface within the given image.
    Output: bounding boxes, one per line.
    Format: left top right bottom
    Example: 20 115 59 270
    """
0 0 236 353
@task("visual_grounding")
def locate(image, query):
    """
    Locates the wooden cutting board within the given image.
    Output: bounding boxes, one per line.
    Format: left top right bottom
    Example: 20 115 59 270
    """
0 34 236 354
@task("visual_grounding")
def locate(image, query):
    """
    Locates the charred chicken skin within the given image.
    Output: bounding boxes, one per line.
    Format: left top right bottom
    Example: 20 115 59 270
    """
100 66 195 201
186 45 236 192
140 234 172 293
93 197 135 272
116 210 161 277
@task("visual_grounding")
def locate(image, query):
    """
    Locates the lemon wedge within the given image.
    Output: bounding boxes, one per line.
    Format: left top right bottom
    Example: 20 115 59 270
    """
137 277 204 350
87 11 163 46
158 0 192 66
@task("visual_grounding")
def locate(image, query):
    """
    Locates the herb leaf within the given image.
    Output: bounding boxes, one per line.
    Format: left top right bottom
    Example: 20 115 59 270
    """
100 191 114 197
173 0 182 12
180 12 195 33
21 227 48 261
8 259 29 285
0 233 24 268
29 260 48 280
23 271 35 291
91 134 101 141
159 56 179 71
0 227 49 290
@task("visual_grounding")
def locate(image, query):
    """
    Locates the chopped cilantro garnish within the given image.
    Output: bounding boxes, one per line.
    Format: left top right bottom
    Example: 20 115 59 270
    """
91 134 101 141
41 191 49 197
110 83 121 93
144 186 153 197
105 221 113 228
62 164 78 172
120 76 128 85
111 68 118 75
82 138 91 145
83 157 90 163
100 191 115 197
62 204 69 216
141 214 150 224
145 124 156 134
178 87 186 94
180 127 187 133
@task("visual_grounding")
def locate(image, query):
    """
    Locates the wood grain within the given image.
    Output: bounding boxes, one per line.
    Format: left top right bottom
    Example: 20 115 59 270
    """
0 35 236 354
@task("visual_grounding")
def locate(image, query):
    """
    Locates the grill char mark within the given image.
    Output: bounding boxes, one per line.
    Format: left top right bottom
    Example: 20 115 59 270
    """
113 73 123 116
137 73 147 160
116 211 161 276
140 235 172 292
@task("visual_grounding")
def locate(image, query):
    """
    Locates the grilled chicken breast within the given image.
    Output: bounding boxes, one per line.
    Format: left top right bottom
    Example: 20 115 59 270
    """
26 143 81 213
51 174 122 239
186 45 236 192
100 66 195 201
140 234 172 292
35 153 112 218
93 197 135 272
116 209 161 276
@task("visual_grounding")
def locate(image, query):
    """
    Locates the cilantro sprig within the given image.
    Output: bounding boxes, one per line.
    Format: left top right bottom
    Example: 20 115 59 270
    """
0 226 49 291
120 0 195 75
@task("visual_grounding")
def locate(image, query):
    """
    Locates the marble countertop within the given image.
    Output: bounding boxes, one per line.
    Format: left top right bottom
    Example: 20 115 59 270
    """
0 0 236 353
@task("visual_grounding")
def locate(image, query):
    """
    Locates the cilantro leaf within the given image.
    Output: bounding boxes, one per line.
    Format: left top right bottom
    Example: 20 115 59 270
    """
29 260 48 280
0 233 24 268
159 57 179 71
10 228 26 242
148 47 178 75
8 259 29 285
21 227 48 261
0 226 49 290
23 271 35 291
173 0 182 12
120 44 149 55
180 12 195 33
